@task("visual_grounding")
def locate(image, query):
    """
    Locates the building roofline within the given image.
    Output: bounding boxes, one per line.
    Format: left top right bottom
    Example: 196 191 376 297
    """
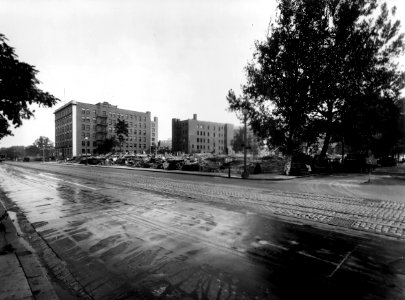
54 100 77 114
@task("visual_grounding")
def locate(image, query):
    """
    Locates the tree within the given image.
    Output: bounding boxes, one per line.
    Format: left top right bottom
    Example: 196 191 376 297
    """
227 0 404 158
340 94 403 157
33 136 54 159
33 136 53 149
0 34 59 139
96 136 118 154
231 127 245 153
0 146 25 160
231 127 260 155
115 119 128 152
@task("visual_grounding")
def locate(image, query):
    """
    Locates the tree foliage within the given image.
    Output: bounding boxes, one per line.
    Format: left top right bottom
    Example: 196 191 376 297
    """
227 0 405 157
25 145 40 156
96 136 118 154
33 136 53 149
231 127 260 155
115 119 128 151
0 34 59 139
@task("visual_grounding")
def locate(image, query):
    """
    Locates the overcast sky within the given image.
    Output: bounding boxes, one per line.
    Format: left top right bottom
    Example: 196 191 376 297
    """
0 0 404 147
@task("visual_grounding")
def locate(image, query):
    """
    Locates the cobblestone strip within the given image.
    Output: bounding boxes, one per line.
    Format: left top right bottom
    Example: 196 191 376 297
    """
126 175 405 238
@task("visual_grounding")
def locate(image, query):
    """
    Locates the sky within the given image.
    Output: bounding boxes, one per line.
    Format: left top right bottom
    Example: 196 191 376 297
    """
0 0 404 147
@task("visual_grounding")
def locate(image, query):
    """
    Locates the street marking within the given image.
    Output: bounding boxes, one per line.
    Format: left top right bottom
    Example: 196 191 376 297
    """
327 246 357 278
39 173 97 190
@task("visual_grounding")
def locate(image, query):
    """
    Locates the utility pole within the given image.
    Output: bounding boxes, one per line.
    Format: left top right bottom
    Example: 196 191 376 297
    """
242 108 249 179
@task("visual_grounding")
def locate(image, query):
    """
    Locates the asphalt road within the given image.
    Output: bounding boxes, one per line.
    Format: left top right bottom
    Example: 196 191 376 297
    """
0 162 404 299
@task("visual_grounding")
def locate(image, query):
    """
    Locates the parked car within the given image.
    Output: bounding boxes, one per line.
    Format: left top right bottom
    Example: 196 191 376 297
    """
79 157 102 165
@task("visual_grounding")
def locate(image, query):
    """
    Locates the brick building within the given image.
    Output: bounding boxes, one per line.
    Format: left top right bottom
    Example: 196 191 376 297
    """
54 101 158 158
172 114 233 154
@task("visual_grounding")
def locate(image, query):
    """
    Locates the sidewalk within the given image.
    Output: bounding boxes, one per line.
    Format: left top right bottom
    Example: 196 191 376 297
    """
0 201 58 300
373 163 405 177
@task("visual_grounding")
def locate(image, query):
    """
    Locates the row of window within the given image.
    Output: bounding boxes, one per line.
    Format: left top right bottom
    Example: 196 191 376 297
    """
196 138 225 144
196 124 224 131
196 131 224 138
56 124 72 134
55 108 72 120
55 115 72 126
81 142 148 149
81 108 147 122
191 145 225 151
56 133 71 141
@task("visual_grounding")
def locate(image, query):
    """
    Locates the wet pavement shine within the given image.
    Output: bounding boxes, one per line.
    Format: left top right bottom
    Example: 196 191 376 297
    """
0 162 404 299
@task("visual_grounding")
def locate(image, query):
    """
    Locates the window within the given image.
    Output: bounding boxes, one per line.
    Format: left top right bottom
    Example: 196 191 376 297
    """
102 111 106 116
82 124 85 130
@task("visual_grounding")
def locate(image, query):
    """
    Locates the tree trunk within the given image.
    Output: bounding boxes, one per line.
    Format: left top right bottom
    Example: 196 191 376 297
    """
341 137 345 161
320 109 333 157
320 130 331 157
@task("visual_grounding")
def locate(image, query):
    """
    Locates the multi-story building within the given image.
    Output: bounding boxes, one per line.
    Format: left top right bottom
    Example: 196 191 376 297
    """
54 101 158 158
172 114 233 154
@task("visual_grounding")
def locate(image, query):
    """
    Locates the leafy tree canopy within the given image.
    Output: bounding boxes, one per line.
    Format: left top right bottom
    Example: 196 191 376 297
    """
33 136 53 149
115 119 129 151
96 136 118 154
0 34 59 139
227 0 404 157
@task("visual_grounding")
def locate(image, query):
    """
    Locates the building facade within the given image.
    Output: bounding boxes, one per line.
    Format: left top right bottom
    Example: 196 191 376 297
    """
172 114 233 154
54 101 158 158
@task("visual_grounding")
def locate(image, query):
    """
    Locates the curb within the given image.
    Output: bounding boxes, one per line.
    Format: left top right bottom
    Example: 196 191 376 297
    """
0 200 59 300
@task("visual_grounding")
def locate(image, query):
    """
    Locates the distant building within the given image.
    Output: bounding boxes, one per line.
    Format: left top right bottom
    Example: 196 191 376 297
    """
151 117 158 150
158 138 172 150
54 101 158 158
172 114 233 154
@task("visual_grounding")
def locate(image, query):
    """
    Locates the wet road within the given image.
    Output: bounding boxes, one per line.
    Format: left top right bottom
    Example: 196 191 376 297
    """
0 162 404 299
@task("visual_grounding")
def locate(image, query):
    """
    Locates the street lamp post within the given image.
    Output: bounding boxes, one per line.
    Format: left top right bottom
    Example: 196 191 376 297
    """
85 137 88 165
242 108 249 179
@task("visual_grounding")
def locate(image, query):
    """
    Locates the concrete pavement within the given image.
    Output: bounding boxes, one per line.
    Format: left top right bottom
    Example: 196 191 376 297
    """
0 199 59 300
